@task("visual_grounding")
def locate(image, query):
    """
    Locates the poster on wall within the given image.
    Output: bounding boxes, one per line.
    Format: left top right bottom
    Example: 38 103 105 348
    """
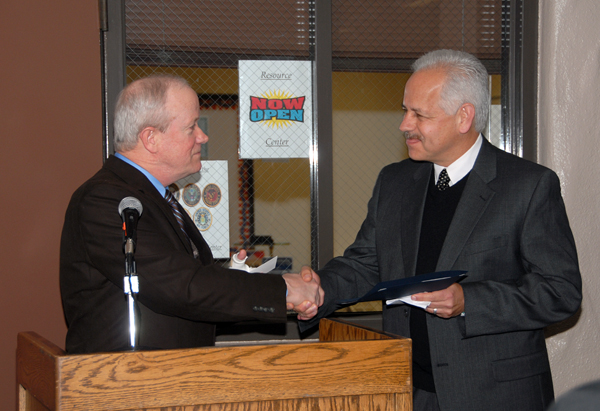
238 60 312 159
169 160 230 259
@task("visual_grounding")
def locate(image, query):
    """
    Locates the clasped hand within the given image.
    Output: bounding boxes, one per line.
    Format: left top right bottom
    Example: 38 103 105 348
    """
282 266 324 320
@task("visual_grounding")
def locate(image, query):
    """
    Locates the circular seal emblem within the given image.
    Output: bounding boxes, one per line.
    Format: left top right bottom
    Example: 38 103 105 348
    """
182 184 201 207
193 207 212 231
202 183 222 207
168 183 180 200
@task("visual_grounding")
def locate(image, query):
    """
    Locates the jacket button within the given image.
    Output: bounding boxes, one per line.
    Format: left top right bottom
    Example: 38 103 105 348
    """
404 308 409 317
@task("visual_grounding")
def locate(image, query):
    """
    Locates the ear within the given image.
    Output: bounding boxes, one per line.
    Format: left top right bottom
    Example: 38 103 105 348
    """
456 104 476 134
139 127 158 154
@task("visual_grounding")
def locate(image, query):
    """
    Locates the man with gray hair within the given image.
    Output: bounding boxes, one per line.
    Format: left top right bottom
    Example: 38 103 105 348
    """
60 75 323 354
298 49 581 410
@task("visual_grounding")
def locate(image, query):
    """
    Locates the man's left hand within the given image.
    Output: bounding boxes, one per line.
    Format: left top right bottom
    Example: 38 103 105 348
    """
412 283 464 318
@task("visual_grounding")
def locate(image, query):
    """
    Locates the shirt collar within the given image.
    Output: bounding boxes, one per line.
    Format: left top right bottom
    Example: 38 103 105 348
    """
114 152 167 196
434 134 482 186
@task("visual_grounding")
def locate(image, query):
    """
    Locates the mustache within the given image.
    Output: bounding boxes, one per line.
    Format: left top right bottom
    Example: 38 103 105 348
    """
404 132 422 141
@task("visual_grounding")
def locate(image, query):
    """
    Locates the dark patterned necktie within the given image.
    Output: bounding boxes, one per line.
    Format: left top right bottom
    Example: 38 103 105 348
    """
436 169 451 191
164 190 199 258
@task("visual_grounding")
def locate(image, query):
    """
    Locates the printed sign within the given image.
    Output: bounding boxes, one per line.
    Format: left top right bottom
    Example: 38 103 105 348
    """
239 60 312 159
170 161 229 258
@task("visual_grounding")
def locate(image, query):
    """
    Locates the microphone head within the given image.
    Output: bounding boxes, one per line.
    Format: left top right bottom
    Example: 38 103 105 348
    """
118 196 143 217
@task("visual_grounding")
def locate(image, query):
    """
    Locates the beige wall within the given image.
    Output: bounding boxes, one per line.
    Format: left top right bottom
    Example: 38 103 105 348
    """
539 0 600 397
0 0 101 409
332 110 408 255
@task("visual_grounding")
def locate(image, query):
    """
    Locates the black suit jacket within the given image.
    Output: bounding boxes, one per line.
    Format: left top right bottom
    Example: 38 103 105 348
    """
303 138 582 411
60 156 287 353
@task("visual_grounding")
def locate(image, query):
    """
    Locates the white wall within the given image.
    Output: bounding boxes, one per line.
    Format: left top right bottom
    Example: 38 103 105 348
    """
539 0 600 396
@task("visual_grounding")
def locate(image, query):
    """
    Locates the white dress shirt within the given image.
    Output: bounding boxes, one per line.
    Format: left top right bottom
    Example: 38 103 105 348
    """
433 134 483 187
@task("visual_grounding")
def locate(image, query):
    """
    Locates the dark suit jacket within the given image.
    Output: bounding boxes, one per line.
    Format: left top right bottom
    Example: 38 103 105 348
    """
303 138 582 411
60 156 287 353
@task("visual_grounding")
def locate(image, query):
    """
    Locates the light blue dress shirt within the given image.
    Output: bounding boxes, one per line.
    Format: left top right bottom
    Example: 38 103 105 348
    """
114 152 167 195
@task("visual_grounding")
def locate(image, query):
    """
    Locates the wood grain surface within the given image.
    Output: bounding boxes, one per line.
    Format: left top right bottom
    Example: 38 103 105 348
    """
17 318 412 411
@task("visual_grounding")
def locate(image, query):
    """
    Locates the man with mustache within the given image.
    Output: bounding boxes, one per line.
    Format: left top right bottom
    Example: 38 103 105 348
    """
299 50 581 411
60 75 323 354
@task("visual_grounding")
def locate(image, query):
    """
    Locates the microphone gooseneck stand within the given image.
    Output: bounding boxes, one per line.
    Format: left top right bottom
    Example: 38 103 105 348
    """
124 238 139 350
119 196 143 351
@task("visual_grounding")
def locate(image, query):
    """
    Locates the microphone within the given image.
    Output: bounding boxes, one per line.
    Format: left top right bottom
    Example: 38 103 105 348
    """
118 197 143 350
118 196 143 255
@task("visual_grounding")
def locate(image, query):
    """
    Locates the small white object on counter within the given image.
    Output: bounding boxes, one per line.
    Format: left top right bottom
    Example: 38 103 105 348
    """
229 252 278 273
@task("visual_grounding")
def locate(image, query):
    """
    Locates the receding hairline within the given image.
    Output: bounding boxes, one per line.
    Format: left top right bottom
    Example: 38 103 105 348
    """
411 62 476 115
403 68 450 107
123 74 190 98
113 75 193 152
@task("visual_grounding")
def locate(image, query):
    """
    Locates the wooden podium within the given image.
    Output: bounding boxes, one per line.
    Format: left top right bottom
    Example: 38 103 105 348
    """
17 318 412 410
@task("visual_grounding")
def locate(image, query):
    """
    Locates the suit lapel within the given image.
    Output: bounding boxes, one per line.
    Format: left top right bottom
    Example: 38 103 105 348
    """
436 138 497 271
400 162 431 276
104 156 208 261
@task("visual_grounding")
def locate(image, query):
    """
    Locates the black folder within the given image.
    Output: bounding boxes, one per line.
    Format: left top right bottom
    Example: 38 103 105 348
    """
338 270 467 305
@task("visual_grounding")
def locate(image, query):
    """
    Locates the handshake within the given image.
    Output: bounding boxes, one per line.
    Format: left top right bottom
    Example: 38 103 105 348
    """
282 266 324 320
230 250 323 320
